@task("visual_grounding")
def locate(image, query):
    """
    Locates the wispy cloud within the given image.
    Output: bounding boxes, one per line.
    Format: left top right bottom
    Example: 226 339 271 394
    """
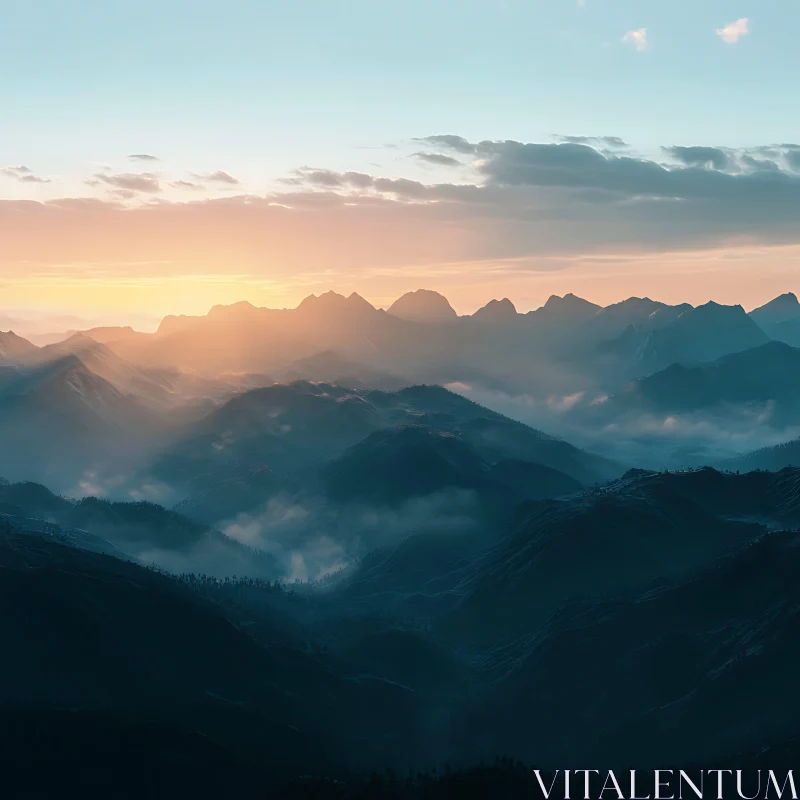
88 172 161 193
412 152 462 167
128 154 159 162
559 135 628 149
170 180 204 190
622 28 650 52
195 170 239 185
716 18 749 44
2 165 51 183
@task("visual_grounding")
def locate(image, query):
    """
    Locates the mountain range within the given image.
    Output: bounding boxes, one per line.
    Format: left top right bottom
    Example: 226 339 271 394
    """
6 288 800 792
150 380 619 528
3 286 800 494
6 466 800 793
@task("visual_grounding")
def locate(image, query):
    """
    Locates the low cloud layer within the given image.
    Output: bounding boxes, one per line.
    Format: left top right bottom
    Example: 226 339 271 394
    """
221 489 480 582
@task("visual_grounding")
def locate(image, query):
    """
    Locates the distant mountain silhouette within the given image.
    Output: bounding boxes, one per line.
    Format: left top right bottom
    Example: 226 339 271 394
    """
591 341 800 426
37 334 180 410
532 293 601 320
80 325 141 344
28 325 143 348
0 330 38 363
387 289 457 323
720 436 800 473
469 298 518 322
750 292 800 346
150 381 620 524
750 291 800 327
0 352 165 487
594 299 693 355
640 301 770 370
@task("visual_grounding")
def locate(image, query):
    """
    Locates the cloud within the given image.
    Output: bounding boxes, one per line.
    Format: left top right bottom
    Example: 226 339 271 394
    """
19 174 52 184
6 135 800 296
414 135 477 155
221 489 479 583
716 18 748 44
170 180 204 190
89 172 161 193
413 152 462 167
622 28 650 52
3 165 51 183
196 170 239 185
560 136 628 149
786 150 800 171
664 146 731 171
128 154 159 162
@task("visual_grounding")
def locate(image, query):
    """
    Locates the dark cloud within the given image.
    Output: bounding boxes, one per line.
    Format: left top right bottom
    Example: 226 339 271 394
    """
285 135 800 255
741 154 780 172
664 146 732 171
89 172 162 193
786 150 800 171
413 152 462 167
448 139 800 211
128 154 159 162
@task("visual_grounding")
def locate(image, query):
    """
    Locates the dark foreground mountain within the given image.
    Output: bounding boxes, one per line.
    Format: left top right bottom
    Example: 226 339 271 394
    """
6 467 800 794
0 478 278 576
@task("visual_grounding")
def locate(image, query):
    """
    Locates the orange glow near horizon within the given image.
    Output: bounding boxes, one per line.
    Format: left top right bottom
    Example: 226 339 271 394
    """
2 181 799 328
2 243 799 327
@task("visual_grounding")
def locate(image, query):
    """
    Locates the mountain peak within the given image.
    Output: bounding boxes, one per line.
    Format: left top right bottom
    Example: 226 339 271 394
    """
206 300 261 321
387 289 457 323
156 314 202 336
0 330 38 364
472 298 518 321
297 291 376 315
539 293 601 317
750 292 800 326
345 292 377 311
694 300 745 316
63 331 98 347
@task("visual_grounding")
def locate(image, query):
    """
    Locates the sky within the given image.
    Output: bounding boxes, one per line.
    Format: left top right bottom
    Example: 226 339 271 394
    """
2 0 799 322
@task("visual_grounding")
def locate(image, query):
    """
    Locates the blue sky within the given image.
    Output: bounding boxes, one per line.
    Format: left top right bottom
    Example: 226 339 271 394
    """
1 0 791 179
1 0 799 319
